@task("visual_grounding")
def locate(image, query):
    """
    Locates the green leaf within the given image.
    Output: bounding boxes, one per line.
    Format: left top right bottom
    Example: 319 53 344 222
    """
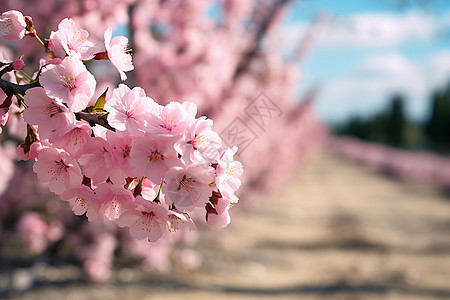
14 72 23 85
91 88 108 113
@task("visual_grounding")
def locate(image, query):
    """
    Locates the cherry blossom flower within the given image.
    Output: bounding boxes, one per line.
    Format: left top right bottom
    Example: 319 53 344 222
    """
215 146 243 199
49 18 99 60
206 192 233 229
174 116 222 165
95 182 136 221
59 185 100 221
167 209 195 232
22 88 75 142
0 10 26 41
17 140 45 161
104 27 133 80
33 147 83 194
39 57 62 68
129 136 175 183
117 196 170 242
145 101 197 136
0 10 251 250
40 56 96 112
52 120 92 159
105 130 134 174
128 177 158 201
78 137 117 184
104 84 156 136
164 164 214 212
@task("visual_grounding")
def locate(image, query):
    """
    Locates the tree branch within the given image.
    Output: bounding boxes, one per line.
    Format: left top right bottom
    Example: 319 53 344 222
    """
0 77 41 96
233 0 291 80
0 75 115 131
76 111 116 132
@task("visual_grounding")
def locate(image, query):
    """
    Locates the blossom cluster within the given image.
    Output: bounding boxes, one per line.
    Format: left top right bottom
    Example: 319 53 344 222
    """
0 11 243 242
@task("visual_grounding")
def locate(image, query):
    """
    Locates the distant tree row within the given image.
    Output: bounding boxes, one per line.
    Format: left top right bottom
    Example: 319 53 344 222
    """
334 81 450 155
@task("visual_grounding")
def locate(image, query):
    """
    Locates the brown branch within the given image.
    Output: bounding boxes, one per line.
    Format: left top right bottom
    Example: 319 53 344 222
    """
76 111 116 132
0 77 41 96
0 75 115 131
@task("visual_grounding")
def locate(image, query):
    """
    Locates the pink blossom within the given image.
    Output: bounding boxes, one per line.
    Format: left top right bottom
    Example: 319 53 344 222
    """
40 56 96 112
215 146 243 199
167 210 195 232
12 58 25 70
164 164 214 212
33 147 83 195
128 177 158 201
59 185 100 221
95 182 136 221
39 57 62 68
145 101 197 136
104 84 156 136
105 130 134 174
129 136 176 183
22 88 75 142
207 208 231 229
17 212 50 254
206 193 233 229
174 116 222 165
104 27 133 80
17 140 45 161
80 232 116 282
0 107 8 130
78 137 117 184
52 120 92 159
0 10 26 41
5 101 26 140
49 18 99 60
117 196 170 242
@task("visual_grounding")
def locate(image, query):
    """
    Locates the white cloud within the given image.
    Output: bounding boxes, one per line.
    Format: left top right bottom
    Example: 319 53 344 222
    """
279 10 450 124
427 51 450 88
314 51 450 124
279 11 439 51
318 12 435 47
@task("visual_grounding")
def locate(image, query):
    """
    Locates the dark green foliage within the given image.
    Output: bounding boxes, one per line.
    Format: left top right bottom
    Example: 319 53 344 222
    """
335 94 407 148
334 80 450 155
424 84 450 154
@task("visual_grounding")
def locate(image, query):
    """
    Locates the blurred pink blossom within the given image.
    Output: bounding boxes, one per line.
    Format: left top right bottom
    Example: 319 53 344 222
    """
0 10 26 41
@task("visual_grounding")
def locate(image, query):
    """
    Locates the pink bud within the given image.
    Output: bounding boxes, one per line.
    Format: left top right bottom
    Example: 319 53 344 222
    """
12 58 24 70
93 52 108 60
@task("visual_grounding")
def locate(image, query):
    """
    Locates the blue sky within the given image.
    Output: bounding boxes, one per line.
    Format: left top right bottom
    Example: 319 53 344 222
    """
283 0 450 125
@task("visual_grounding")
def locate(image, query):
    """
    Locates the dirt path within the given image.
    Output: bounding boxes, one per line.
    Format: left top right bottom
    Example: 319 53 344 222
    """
5 152 450 300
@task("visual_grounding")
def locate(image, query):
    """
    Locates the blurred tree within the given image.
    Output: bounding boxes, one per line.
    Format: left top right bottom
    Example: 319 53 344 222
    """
425 83 450 153
335 94 407 148
335 81 450 155
386 94 406 147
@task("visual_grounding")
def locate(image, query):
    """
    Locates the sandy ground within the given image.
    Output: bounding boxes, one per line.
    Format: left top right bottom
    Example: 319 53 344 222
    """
2 151 450 300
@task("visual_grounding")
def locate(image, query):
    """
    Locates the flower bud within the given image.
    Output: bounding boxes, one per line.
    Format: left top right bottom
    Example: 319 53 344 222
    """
12 58 24 70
